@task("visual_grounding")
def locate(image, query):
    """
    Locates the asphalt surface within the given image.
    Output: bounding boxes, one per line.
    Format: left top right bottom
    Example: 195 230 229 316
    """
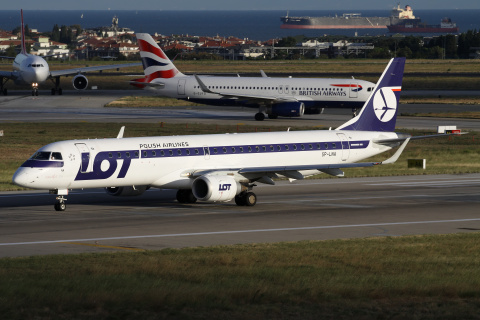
1 174 479 258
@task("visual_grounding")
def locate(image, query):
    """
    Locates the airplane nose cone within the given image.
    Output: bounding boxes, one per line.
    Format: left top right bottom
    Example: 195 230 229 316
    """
12 168 34 188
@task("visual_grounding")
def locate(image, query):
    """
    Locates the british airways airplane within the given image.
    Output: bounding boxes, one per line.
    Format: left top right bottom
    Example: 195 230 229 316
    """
13 57 456 211
131 33 375 121
0 10 140 96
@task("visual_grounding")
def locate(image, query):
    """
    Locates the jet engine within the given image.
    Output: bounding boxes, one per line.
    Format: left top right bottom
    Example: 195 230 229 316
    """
72 74 88 90
105 186 149 197
192 175 240 202
269 102 305 118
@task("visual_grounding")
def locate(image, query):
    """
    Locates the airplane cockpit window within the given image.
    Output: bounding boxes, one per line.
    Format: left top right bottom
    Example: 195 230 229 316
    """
31 151 51 160
51 152 63 160
30 151 63 161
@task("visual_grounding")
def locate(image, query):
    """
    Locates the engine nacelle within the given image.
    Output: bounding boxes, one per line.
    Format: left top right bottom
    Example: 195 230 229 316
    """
269 102 305 118
192 175 240 202
105 186 148 197
72 74 88 90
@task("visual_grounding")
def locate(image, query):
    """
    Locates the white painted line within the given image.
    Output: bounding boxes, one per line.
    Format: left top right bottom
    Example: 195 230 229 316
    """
1 218 479 247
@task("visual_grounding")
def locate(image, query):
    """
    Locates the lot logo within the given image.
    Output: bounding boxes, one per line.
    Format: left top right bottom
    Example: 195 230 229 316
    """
75 151 132 181
219 184 232 191
373 88 397 122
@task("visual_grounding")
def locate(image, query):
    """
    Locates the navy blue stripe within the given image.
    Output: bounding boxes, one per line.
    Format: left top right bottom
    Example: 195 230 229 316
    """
21 160 64 168
142 57 168 69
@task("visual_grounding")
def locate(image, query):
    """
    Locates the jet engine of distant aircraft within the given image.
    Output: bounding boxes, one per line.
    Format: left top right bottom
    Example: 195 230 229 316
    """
267 102 305 119
72 74 89 90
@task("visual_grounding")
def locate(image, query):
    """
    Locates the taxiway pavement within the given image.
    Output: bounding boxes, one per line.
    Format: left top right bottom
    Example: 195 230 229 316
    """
1 174 479 258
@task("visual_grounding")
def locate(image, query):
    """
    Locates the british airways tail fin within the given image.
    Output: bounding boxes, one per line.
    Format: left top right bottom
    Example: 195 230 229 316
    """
132 33 184 88
20 9 27 55
337 57 405 132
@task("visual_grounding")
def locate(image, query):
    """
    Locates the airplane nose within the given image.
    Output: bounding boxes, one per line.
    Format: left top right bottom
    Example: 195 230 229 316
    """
12 168 35 188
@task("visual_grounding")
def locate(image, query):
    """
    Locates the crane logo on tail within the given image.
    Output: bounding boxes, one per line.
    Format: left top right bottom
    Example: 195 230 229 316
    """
373 88 397 123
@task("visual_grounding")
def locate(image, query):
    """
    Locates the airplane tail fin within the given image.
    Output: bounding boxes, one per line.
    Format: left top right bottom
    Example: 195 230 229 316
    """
132 33 184 88
20 9 27 55
337 57 405 132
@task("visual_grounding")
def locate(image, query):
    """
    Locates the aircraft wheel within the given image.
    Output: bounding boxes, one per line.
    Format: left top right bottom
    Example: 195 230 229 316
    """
54 202 66 211
254 113 265 121
2 89 7 95
35 90 39 96
32 90 35 96
58 88 63 95
176 189 197 203
51 88 56 95
268 114 278 119
244 192 257 206
235 194 246 206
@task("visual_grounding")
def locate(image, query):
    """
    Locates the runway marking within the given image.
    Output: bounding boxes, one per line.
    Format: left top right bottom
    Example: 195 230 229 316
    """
61 242 145 251
1 218 479 247
366 179 480 187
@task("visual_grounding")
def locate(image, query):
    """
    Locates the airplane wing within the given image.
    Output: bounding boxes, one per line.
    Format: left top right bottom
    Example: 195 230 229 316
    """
0 71 16 79
194 74 298 104
49 62 142 78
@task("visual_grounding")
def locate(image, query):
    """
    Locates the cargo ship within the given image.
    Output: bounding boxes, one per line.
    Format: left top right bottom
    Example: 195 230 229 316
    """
280 4 419 29
387 17 459 33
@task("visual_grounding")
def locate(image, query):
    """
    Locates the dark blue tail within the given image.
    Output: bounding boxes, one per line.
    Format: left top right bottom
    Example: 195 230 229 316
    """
337 57 405 132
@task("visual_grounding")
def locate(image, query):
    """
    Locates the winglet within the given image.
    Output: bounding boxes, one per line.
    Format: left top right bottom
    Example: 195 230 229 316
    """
260 70 268 78
381 138 410 164
117 126 125 139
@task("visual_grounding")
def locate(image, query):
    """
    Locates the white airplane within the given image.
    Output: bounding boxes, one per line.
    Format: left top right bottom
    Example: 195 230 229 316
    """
0 10 141 96
12 57 460 211
131 33 375 121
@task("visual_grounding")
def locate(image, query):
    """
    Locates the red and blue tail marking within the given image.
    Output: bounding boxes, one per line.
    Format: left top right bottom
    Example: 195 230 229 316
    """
132 33 184 88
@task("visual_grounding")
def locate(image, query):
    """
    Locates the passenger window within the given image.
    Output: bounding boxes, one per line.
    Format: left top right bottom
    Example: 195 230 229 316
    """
293 145 297 151
332 143 336 149
248 146 252 152
262 146 266 152
109 153 113 158
195 149 199 155
169 150 173 156
324 143 328 149
285 145 289 151
152 151 156 156
161 150 165 156
232 147 236 153
126 152 130 158
239 147 244 153
135 151 139 157
177 150 182 155
270 145 274 151
186 149 190 155
143 151 147 157
223 147 227 153
117 152 122 158
277 145 281 151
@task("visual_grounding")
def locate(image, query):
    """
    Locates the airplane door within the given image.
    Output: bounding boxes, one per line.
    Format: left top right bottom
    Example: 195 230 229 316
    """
285 85 290 94
203 146 210 160
75 143 92 173
336 133 350 161
278 85 283 94
177 79 186 95
349 81 358 98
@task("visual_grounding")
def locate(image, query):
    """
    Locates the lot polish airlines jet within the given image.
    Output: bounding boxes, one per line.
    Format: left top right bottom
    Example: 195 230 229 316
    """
131 33 375 121
13 57 459 211
0 10 140 96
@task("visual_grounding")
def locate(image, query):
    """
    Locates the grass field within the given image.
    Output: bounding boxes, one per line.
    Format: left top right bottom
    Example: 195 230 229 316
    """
0 122 478 191
1 233 480 319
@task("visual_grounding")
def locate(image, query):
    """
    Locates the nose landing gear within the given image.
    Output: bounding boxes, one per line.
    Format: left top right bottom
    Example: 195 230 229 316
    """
31 83 39 96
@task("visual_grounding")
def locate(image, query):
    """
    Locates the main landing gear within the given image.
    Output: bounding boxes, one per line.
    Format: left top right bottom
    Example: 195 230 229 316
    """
0 76 8 95
176 189 197 204
50 76 63 95
234 191 257 206
54 195 67 211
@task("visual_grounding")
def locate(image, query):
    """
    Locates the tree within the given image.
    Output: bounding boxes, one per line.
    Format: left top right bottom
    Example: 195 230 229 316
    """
5 44 17 57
